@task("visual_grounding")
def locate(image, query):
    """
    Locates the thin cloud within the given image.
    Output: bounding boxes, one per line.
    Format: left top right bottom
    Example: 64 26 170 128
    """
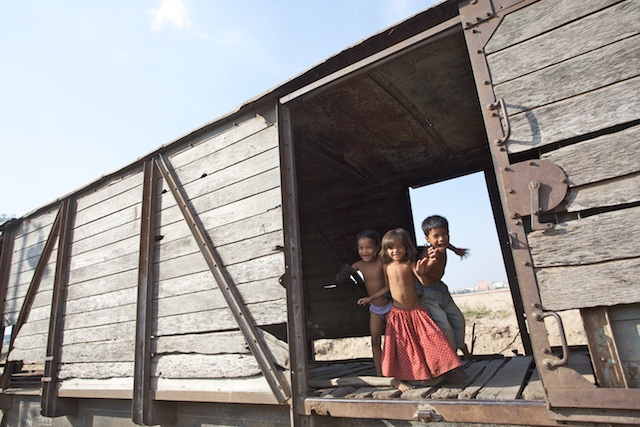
149 0 192 31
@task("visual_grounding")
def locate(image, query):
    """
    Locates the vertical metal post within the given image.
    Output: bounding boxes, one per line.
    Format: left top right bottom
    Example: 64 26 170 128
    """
41 199 78 417
132 160 175 425
0 223 17 373
277 103 311 427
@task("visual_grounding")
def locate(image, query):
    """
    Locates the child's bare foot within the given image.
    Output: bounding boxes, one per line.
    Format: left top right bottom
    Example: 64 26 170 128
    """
391 379 414 392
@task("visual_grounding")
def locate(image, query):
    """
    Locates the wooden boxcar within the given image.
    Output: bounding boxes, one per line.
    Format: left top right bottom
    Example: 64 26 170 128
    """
1 0 639 425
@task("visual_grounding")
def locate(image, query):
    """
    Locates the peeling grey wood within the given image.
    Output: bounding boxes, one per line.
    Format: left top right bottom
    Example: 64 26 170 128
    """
60 339 135 363
75 170 143 212
73 204 141 242
68 251 139 285
506 77 640 153
486 0 620 54
67 269 137 300
61 322 136 345
487 1 639 85
171 126 278 186
71 218 140 258
541 124 640 187
494 35 640 116
73 185 143 229
537 258 640 311
153 354 262 378
168 115 273 169
528 206 640 267
154 299 288 336
565 173 640 212
69 235 140 271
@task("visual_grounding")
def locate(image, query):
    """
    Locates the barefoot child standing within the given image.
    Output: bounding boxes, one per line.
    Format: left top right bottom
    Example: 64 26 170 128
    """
350 230 391 377
379 228 462 389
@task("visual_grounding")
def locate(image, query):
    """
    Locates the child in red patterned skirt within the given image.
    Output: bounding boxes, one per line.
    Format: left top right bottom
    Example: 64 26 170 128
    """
379 228 462 391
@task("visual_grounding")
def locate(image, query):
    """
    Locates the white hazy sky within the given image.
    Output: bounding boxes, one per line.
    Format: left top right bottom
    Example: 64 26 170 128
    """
0 0 507 288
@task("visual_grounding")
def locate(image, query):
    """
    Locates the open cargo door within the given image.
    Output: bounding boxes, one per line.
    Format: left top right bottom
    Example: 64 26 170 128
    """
461 0 640 424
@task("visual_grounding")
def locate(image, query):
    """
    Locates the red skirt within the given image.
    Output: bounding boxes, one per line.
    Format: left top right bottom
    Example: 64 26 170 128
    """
382 304 461 380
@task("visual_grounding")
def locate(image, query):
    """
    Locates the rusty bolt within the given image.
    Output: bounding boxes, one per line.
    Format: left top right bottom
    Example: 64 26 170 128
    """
523 261 531 267
530 161 538 166
509 189 515 194
511 212 520 219
514 220 521 225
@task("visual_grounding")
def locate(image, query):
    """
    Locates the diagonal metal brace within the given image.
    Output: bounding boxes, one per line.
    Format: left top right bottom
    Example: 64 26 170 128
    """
154 153 291 404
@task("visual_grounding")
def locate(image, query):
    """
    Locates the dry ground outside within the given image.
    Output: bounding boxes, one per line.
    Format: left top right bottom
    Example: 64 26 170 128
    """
315 289 587 360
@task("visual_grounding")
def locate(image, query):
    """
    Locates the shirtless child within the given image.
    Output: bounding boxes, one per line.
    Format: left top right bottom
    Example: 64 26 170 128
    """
350 230 391 376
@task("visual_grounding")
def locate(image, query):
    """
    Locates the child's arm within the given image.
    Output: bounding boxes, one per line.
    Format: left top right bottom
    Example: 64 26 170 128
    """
448 243 469 259
357 285 389 306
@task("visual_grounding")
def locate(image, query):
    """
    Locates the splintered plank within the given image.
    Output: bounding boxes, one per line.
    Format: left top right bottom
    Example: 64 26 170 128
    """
308 375 394 388
521 368 545 401
372 388 402 399
345 387 378 398
429 360 488 399
458 359 506 400
320 387 357 398
308 361 375 380
400 380 444 400
475 356 533 400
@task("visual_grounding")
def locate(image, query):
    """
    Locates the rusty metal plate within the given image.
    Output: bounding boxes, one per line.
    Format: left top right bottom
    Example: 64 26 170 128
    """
501 160 568 218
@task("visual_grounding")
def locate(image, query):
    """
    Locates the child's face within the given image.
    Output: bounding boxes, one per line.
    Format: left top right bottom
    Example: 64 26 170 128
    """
386 242 407 262
357 237 378 262
426 227 449 251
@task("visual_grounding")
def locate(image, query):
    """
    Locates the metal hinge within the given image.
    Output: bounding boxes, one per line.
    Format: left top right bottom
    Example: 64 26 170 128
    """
461 0 495 29
501 160 568 230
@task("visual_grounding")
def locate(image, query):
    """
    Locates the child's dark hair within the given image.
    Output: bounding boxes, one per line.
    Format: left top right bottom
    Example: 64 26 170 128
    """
422 215 449 236
379 228 417 264
355 230 380 249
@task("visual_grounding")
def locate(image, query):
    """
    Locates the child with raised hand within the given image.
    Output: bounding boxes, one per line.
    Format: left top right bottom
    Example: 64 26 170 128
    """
350 230 390 377
417 215 470 358
379 228 462 390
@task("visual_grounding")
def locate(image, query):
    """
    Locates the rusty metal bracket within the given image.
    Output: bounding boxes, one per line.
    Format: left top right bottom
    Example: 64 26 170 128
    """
532 309 570 369
501 160 567 230
460 0 495 29
414 405 444 422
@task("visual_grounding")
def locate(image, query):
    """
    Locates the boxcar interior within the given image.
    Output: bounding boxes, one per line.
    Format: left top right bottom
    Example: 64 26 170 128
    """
286 29 499 342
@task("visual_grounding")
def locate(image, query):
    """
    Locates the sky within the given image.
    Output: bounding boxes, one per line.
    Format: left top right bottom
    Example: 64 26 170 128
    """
0 0 507 289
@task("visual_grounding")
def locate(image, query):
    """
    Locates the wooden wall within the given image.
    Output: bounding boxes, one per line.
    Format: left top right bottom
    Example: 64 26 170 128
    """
485 0 639 387
487 0 640 310
3 111 289 396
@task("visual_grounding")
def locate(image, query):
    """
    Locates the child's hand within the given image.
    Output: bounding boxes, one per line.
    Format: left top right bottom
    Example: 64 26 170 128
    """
357 297 370 306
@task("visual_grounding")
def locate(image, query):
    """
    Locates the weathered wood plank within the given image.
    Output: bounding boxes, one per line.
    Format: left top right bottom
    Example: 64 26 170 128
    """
157 207 283 251
170 127 279 188
66 269 138 301
428 360 486 399
68 251 139 285
158 187 282 234
60 339 135 363
486 0 620 54
487 1 639 85
58 362 133 379
528 206 640 267
155 272 283 305
70 218 140 258
61 322 136 345
73 185 143 229
168 115 273 169
506 77 640 153
10 209 59 240
458 359 506 399
154 300 287 336
541 124 640 187
153 354 262 379
75 170 143 213
72 204 141 242
69 235 140 271
156 251 284 285
565 173 640 212
156 281 285 318
538 258 640 310
494 34 640 116
65 287 138 316
475 356 532 400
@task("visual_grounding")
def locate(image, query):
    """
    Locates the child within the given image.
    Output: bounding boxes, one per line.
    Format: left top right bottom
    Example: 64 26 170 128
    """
379 228 462 390
417 215 470 358
350 230 390 377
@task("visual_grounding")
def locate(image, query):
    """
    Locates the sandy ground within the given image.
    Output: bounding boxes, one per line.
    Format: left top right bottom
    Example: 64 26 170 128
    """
315 289 587 360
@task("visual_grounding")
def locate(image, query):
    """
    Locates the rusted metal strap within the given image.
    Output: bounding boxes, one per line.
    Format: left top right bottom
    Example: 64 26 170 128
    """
132 160 176 425
0 205 64 390
41 199 77 417
154 153 291 404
